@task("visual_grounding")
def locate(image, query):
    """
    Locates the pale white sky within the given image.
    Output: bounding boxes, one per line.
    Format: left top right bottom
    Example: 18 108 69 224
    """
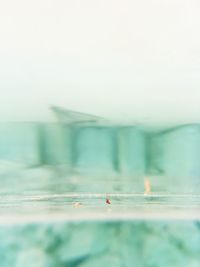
0 0 200 124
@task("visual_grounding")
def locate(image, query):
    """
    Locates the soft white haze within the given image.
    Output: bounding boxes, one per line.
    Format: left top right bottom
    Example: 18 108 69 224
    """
0 0 200 125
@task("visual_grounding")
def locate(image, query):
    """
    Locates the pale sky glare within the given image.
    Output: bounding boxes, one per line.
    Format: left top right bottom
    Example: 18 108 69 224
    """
0 0 200 125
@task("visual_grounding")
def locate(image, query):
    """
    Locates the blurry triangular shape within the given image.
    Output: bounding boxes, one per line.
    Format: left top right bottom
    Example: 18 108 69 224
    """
51 105 105 124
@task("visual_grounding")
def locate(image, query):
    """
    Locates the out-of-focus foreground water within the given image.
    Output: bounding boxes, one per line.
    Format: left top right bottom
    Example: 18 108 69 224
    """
0 117 200 266
0 169 199 267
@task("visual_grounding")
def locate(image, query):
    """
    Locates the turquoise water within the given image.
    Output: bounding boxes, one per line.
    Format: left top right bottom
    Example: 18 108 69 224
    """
0 112 200 266
0 220 200 267
1 123 200 176
0 168 199 267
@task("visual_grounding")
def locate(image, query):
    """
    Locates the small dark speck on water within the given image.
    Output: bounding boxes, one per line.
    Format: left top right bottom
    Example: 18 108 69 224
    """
106 198 111 204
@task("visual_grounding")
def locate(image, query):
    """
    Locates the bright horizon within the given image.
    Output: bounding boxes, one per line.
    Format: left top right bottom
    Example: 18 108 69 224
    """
0 0 200 125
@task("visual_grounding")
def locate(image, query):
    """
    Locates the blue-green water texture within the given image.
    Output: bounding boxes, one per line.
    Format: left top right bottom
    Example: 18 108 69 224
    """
0 107 200 266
